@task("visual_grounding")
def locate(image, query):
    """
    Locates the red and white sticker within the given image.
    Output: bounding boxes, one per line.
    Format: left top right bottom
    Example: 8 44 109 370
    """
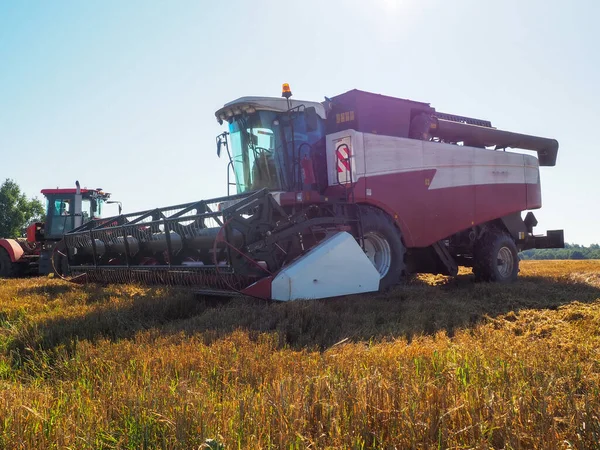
335 137 352 184
336 145 351 173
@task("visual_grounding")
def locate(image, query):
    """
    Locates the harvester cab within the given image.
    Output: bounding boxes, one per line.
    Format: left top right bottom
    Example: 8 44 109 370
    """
215 88 327 196
61 85 564 301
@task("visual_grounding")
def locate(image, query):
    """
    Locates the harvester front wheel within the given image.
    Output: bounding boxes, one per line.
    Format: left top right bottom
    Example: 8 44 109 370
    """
0 248 16 278
473 230 519 283
359 206 406 290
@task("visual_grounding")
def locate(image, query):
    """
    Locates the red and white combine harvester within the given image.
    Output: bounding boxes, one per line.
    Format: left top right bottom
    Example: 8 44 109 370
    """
0 183 112 277
62 86 563 300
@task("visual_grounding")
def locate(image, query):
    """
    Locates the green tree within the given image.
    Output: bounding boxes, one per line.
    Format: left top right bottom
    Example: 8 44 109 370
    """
570 250 585 260
0 179 45 238
519 242 600 260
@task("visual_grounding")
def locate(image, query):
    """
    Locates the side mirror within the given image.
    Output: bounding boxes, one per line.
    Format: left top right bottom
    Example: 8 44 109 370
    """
216 132 229 158
305 107 318 132
91 199 97 213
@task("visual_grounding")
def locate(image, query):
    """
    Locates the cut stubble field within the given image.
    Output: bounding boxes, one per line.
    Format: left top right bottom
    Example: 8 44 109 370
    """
0 260 599 449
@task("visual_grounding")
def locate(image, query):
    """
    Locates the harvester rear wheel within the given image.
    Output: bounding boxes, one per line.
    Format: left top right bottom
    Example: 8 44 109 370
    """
0 248 16 278
359 206 406 290
473 230 519 283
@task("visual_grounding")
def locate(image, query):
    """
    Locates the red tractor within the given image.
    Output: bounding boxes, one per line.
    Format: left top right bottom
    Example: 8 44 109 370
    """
0 182 112 278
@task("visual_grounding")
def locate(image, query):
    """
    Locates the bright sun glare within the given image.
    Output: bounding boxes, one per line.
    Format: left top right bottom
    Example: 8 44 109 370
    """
380 0 402 11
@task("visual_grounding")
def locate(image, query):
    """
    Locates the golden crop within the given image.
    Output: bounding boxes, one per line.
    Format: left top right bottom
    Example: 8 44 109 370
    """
0 260 599 449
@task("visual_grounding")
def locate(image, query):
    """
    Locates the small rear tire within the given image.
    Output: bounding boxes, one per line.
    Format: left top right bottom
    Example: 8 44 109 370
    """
0 248 16 278
359 206 406 290
473 230 519 283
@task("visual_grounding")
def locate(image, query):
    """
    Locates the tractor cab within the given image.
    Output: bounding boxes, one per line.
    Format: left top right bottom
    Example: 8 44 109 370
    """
215 84 328 195
41 186 111 240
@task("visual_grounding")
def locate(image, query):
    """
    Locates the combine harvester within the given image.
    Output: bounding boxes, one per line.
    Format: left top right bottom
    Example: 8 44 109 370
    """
62 85 564 300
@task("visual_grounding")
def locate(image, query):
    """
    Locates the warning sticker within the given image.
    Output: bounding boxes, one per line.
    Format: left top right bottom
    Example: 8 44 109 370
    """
334 137 352 184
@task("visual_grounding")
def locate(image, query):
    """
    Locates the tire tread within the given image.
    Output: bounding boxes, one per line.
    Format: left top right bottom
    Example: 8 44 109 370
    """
473 229 519 282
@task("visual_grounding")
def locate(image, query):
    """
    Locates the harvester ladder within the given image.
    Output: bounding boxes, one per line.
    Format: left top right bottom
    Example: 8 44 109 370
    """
335 142 356 204
432 241 458 276
334 141 367 251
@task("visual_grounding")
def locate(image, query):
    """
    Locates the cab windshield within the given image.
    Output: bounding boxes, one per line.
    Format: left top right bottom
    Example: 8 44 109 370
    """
228 109 325 194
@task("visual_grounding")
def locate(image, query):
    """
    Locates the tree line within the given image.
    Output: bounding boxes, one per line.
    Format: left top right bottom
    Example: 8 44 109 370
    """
520 243 600 260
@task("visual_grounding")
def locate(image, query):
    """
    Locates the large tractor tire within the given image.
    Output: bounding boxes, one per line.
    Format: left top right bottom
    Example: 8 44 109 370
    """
359 206 406 290
0 248 16 278
473 229 519 282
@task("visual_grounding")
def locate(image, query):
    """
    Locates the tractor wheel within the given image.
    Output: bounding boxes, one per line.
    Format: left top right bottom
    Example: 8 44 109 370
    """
473 230 519 282
0 248 16 278
359 206 406 290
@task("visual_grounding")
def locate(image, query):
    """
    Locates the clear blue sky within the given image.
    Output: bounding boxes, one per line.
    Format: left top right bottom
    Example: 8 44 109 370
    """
1 0 598 244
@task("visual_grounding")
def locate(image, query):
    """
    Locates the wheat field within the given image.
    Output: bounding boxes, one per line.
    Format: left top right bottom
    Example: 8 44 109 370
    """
0 260 599 449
